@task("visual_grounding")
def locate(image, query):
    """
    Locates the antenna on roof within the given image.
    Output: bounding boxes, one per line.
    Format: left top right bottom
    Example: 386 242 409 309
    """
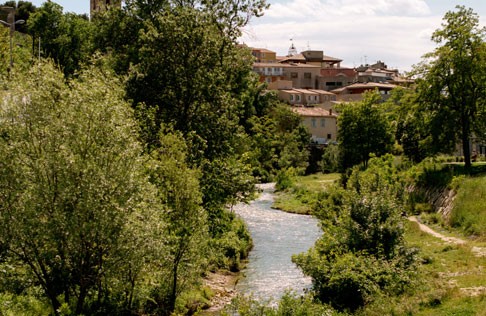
288 38 297 57
307 41 310 50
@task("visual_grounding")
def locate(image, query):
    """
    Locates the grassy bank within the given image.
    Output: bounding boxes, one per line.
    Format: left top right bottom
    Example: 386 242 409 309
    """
274 169 486 315
272 173 340 214
449 175 486 240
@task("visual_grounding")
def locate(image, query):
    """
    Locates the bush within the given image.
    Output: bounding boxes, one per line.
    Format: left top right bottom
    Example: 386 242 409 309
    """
275 169 294 191
294 156 417 311
224 292 337 316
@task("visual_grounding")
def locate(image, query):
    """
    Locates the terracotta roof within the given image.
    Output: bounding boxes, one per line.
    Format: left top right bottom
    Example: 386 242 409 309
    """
280 89 301 94
252 48 276 54
292 106 336 117
331 82 398 93
308 89 337 95
285 63 322 68
253 62 288 67
292 89 319 95
278 53 342 64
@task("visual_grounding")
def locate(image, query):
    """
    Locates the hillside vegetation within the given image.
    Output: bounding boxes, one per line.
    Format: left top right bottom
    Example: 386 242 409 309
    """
266 158 486 315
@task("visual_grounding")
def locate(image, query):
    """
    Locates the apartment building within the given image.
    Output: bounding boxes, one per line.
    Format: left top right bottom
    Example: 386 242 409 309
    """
251 48 277 63
318 68 357 91
292 107 338 145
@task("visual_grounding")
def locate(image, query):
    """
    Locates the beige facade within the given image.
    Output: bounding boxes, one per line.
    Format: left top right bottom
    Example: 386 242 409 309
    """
251 48 277 63
277 88 337 107
282 64 321 89
253 62 286 83
292 107 338 145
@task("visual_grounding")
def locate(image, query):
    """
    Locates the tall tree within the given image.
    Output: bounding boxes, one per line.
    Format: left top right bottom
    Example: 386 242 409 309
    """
0 62 165 314
415 5 486 168
27 1 94 76
337 91 394 170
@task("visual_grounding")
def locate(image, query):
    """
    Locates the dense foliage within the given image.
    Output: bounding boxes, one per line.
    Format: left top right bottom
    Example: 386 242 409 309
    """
1 2 485 315
294 156 418 312
337 91 394 170
413 5 486 168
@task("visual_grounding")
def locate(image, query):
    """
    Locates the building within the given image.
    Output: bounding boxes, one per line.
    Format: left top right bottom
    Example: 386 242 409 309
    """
253 62 286 84
251 48 277 63
318 68 357 91
331 82 398 102
281 63 322 89
90 0 121 15
278 50 342 68
291 106 338 145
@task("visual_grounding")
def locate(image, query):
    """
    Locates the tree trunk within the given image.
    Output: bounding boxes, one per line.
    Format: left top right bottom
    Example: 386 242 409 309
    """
169 263 178 314
462 114 471 169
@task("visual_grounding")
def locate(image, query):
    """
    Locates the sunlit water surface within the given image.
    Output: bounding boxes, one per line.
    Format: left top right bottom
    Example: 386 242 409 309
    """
234 183 321 302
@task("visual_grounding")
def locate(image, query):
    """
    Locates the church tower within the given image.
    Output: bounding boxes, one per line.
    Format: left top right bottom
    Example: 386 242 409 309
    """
90 0 121 15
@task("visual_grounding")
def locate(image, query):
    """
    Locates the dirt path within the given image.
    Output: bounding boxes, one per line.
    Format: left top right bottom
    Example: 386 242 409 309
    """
408 216 486 297
408 216 485 257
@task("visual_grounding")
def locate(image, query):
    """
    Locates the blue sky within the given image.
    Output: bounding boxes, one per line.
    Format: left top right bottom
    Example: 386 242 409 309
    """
29 1 88 14
28 0 486 71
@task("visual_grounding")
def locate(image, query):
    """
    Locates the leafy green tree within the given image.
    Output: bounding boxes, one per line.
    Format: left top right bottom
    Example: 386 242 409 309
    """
27 1 94 76
247 102 311 180
0 62 165 315
337 90 394 170
386 88 432 163
319 143 339 173
414 5 486 168
144 129 208 315
293 155 417 312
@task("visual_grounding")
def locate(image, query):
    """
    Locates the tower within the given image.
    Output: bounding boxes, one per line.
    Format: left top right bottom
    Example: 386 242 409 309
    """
90 0 121 15
288 39 297 57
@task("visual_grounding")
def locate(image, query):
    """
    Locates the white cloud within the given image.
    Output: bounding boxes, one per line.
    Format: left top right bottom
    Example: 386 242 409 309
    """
265 0 430 20
242 0 442 71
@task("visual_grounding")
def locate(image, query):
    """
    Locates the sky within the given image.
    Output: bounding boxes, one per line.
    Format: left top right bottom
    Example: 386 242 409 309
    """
28 0 486 72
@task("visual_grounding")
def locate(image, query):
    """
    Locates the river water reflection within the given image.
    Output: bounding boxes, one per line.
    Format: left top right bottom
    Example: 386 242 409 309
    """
234 183 321 301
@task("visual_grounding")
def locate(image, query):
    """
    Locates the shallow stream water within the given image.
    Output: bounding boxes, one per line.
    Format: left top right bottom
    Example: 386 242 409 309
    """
234 183 321 301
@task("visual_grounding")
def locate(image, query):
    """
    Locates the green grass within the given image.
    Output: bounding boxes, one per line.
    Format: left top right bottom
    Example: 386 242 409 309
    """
358 220 485 316
273 173 340 214
449 176 486 240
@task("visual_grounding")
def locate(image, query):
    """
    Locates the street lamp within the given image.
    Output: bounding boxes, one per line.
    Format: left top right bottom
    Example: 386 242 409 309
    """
0 6 25 74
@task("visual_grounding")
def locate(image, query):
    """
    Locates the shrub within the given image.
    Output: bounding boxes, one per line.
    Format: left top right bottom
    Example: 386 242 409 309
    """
275 169 294 191
294 156 417 311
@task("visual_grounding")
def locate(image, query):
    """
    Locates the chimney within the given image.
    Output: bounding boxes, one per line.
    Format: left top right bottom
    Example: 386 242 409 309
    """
329 108 333 115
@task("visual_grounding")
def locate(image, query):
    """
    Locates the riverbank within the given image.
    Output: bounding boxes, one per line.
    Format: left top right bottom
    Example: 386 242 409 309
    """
200 270 241 315
272 173 340 215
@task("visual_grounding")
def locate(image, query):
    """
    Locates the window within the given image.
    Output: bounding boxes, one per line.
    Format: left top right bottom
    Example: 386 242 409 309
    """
296 95 301 102
321 119 325 127
290 95 294 101
312 118 316 127
304 72 312 79
327 134 332 139
291 72 298 78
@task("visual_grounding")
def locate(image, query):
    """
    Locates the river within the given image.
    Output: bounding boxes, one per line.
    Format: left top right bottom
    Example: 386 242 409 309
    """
234 183 321 301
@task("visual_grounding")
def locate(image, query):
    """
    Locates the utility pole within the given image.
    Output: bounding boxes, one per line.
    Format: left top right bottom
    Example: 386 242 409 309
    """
0 6 25 75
